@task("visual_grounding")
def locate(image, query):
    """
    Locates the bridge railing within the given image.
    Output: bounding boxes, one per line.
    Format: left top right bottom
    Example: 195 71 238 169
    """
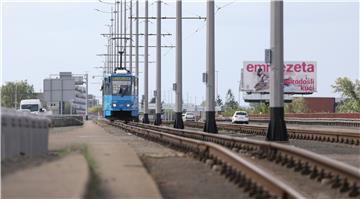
1 108 50 161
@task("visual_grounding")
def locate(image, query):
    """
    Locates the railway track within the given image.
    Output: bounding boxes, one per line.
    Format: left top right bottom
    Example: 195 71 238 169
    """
182 121 360 145
248 118 360 128
104 121 360 198
106 121 305 199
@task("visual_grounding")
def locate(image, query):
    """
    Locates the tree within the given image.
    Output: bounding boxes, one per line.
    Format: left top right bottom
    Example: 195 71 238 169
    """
216 95 223 107
89 105 102 114
222 89 240 116
1 81 36 108
224 89 239 109
332 77 360 112
285 97 308 113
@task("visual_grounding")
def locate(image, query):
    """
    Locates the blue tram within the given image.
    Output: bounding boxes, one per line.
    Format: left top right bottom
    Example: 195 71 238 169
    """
102 69 139 121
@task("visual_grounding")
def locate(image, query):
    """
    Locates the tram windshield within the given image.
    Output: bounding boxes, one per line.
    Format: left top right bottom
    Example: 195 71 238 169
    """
112 76 132 96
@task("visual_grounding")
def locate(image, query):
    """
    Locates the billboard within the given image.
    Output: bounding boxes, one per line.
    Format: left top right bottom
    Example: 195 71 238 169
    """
241 61 317 94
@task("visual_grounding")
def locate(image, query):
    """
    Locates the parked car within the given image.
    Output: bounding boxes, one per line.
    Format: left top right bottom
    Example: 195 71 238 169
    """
182 112 195 121
231 111 249 124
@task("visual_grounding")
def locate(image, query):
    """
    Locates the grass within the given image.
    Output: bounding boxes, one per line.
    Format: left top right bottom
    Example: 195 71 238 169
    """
55 144 106 199
82 145 106 199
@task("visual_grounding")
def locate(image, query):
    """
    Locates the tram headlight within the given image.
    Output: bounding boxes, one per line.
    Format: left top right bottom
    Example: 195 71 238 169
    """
126 104 131 107
112 103 117 107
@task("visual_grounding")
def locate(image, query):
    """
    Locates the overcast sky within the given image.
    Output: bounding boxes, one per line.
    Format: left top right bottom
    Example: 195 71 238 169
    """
2 0 359 105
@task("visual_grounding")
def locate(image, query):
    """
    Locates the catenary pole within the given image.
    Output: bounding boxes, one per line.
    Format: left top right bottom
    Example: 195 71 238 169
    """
129 0 133 73
85 73 88 120
120 0 124 68
154 0 162 125
174 0 184 129
124 0 127 69
111 7 115 72
143 0 150 123
203 0 217 133
135 0 139 120
267 0 288 141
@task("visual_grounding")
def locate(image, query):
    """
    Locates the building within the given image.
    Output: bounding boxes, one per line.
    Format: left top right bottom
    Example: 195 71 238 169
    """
302 97 336 113
87 94 99 108
43 72 88 115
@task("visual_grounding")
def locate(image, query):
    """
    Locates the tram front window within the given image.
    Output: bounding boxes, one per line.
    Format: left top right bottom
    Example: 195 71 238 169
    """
112 77 132 96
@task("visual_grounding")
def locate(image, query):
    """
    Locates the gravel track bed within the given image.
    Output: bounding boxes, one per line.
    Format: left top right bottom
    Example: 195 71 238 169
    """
182 126 360 168
223 131 360 168
105 123 355 199
99 123 250 199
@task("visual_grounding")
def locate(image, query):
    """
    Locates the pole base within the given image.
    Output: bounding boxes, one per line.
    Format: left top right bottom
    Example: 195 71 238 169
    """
143 113 150 124
266 107 288 141
203 111 218 133
154 113 162 125
174 112 184 129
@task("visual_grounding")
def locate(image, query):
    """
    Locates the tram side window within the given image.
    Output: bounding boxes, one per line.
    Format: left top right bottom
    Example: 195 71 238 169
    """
112 79 132 96
104 78 112 95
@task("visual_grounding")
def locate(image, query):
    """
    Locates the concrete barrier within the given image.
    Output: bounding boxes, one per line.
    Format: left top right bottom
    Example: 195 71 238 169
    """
1 108 51 161
47 115 84 127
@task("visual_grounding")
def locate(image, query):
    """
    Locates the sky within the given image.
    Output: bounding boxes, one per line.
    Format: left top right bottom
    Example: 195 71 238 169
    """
1 0 359 106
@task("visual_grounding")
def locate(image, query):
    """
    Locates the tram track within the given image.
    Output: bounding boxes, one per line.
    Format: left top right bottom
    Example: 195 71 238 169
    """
182 121 360 145
106 121 305 199
128 122 360 197
103 120 360 198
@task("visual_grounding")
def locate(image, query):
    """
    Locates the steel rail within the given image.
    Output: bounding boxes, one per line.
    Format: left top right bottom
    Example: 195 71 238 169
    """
182 121 360 145
111 121 305 199
128 122 360 198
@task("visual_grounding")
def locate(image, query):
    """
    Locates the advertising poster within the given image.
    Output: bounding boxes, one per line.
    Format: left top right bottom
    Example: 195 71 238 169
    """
241 61 317 94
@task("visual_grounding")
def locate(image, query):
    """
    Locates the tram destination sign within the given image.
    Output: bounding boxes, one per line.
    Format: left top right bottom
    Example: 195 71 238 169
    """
241 61 317 94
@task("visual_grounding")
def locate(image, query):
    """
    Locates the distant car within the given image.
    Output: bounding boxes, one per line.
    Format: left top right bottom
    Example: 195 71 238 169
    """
182 112 195 121
231 111 249 124
19 99 45 114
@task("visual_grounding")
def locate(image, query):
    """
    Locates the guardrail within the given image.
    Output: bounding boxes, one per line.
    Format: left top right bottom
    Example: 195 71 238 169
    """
1 108 50 161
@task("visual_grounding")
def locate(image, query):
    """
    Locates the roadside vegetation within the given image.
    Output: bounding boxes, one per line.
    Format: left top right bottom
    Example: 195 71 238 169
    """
1 81 36 108
332 77 360 113
54 144 105 199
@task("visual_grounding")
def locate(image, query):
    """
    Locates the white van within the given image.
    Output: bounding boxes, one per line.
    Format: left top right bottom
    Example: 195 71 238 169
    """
19 99 45 114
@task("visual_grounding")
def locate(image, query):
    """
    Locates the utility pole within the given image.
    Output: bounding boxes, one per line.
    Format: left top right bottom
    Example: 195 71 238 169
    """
107 24 112 74
267 0 288 141
119 0 122 69
118 0 122 69
14 82 17 109
111 7 115 72
85 73 89 120
203 0 217 133
216 70 219 98
135 0 139 120
174 0 184 129
142 0 150 124
124 0 127 69
129 0 133 73
154 0 162 125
